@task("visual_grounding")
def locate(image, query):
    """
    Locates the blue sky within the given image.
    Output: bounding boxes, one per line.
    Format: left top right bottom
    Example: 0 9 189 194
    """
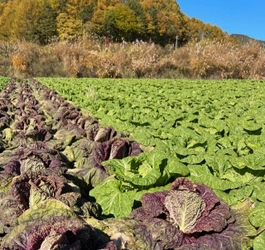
177 0 265 41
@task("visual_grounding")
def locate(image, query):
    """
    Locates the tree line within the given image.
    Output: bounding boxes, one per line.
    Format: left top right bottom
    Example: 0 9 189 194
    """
0 0 234 46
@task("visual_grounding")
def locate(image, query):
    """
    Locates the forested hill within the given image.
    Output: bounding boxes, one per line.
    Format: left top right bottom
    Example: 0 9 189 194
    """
231 34 265 46
0 0 234 46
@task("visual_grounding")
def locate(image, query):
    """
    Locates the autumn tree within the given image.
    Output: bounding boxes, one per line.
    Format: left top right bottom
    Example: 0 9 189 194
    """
186 17 226 42
78 0 97 23
139 0 186 45
36 1 58 44
97 0 121 10
57 0 83 41
127 0 147 39
100 9 118 38
114 4 141 41
57 14 82 41
12 0 43 42
0 3 5 15
57 0 68 12
90 0 122 36
101 4 140 41
203 23 225 40
138 0 157 40
0 0 18 40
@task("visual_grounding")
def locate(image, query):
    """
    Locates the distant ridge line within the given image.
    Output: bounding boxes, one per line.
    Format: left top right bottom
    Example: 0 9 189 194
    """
231 34 265 46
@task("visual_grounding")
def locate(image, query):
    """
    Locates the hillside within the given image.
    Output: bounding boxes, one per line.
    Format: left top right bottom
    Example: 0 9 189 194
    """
231 34 265 46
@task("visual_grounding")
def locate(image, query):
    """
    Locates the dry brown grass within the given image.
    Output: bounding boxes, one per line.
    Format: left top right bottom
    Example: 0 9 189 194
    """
0 39 264 79
173 39 265 79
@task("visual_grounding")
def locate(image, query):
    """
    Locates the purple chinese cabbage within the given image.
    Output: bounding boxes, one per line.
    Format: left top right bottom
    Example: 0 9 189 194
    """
130 177 243 250
169 177 235 234
0 164 101 232
94 126 117 142
65 137 142 188
2 216 98 250
0 111 11 129
92 138 142 167
85 217 164 250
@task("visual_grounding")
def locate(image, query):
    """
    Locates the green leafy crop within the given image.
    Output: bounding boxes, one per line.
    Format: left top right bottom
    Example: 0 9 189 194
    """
38 77 265 249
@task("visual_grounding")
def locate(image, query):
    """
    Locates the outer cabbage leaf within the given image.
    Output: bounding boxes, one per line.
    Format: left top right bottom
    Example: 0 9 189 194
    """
134 183 171 202
182 223 243 250
188 164 243 190
253 231 265 250
249 203 265 228
164 155 189 178
68 166 110 190
215 185 253 206
89 177 137 218
231 198 258 248
15 199 77 224
177 244 213 250
104 152 164 188
94 126 117 142
252 182 265 202
230 153 265 170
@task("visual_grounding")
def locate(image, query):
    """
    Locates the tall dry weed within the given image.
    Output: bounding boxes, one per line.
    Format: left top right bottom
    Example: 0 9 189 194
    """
10 41 40 77
0 39 264 79
51 42 87 77
173 39 265 79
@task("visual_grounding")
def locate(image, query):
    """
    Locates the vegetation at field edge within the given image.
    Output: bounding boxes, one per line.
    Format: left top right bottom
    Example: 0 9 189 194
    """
0 39 264 79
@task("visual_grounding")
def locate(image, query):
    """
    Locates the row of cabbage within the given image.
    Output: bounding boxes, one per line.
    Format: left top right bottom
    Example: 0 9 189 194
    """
39 77 265 249
0 78 142 249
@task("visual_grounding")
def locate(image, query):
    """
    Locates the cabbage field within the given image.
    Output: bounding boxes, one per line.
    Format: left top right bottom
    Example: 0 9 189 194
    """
1 77 265 249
